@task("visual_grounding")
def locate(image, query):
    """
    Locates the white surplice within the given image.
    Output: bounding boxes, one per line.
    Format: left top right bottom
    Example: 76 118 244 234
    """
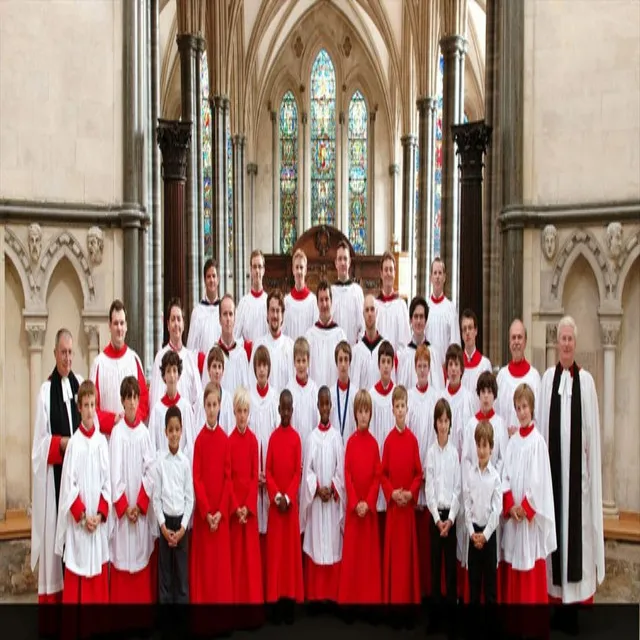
331 280 365 345
461 411 508 482
369 382 395 511
305 322 347 388
54 426 111 578
283 289 318 340
31 375 83 596
235 290 268 343
187 299 221 355
299 426 345 563
461 349 493 413
495 362 541 433
250 332 294 395
148 395 196 463
425 295 461 365
501 426 557 571
330 381 356 445
396 341 445 392
286 376 320 460
351 333 396 391
201 339 250 396
538 367 605 603
374 294 411 352
109 420 157 572
249 384 279 534
442 384 475 460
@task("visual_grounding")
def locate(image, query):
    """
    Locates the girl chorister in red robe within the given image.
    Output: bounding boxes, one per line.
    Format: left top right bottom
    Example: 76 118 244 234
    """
265 390 304 610
190 383 234 603
338 389 382 605
228 387 263 604
380 386 423 606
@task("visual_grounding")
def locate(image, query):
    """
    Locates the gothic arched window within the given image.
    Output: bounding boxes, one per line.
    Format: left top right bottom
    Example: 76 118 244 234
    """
347 90 368 254
202 53 213 257
310 49 336 226
279 91 299 254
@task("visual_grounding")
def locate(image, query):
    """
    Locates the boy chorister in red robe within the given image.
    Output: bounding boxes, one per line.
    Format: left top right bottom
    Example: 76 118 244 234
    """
265 389 304 620
338 389 382 606
502 383 556 604
190 383 234 603
55 380 110 603
299 386 345 604
196 346 234 435
380 386 422 607
228 387 263 604
109 376 157 603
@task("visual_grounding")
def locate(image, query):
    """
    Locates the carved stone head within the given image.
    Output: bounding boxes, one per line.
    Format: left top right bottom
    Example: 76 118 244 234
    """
606 222 623 259
542 224 557 261
28 223 42 263
87 226 104 265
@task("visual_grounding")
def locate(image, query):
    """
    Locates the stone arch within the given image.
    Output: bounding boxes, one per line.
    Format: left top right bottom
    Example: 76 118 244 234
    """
615 229 640 304
550 229 610 306
4 228 39 309
37 231 96 309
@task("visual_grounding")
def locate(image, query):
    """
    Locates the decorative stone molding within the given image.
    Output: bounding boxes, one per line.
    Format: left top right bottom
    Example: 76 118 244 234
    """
542 224 557 261
24 321 47 350
86 227 104 266
83 323 100 350
605 222 623 259
293 35 303 58
4 228 37 301
545 323 557 346
27 223 42 264
342 35 352 58
157 119 192 182
600 322 621 347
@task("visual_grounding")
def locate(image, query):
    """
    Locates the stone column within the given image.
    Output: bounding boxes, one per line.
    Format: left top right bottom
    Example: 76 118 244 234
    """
232 134 246 300
25 317 46 496
400 135 417 253
545 323 557 369
271 110 279 252
247 163 258 257
157 119 192 343
83 322 101 369
368 111 376 252
416 97 436 297
302 112 310 232
600 320 620 518
389 163 400 248
440 34 467 302
452 121 492 350
209 96 228 294
195 37 205 281
339 111 347 233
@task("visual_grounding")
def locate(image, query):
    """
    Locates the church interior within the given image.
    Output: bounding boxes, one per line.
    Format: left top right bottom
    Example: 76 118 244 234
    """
0 0 638 601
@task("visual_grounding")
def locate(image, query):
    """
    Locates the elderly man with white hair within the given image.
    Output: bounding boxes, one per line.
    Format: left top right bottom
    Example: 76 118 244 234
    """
538 316 604 629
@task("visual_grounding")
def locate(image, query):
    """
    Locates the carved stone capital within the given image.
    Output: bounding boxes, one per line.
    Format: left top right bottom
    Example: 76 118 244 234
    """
157 119 192 182
25 321 47 350
301 112 308 126
246 163 258 176
600 322 620 347
400 134 418 147
452 121 492 182
389 163 400 176
440 34 468 57
545 323 557 346
83 323 100 350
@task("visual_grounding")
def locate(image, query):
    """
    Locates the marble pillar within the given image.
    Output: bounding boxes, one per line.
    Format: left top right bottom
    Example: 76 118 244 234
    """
271 110 279 253
368 111 376 252
389 163 400 249
545 323 557 369
157 119 192 342
600 320 620 518
247 163 258 258
195 37 205 283
401 134 417 254
232 134 246 300
302 112 310 232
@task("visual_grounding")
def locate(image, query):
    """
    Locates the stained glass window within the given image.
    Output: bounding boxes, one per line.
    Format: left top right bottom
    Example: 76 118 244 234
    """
279 91 299 254
433 53 444 258
227 122 233 261
310 49 336 226
202 53 213 257
347 91 367 254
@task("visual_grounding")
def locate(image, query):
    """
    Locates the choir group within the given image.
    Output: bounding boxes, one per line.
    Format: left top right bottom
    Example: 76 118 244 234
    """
31 245 604 633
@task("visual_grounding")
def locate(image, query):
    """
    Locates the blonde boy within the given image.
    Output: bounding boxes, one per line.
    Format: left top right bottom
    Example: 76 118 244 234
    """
284 248 318 340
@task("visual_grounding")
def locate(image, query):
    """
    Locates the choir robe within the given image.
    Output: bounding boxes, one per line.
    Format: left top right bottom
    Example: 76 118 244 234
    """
249 384 278 535
265 425 304 603
54 424 111 603
149 344 203 414
300 424 345 601
187 298 221 355
374 293 411 352
31 375 83 600
330 380 356 445
148 394 197 462
235 289 268 343
351 333 396 391
461 349 493 413
201 338 251 396
283 287 318 340
381 427 423 604
228 426 263 604
496 360 541 433
501 425 557 604
250 332 294 394
109 417 157 603
538 367 604 603
396 340 445 392
331 280 365 345
190 424 234 603
196 386 234 436
338 429 382 604
286 375 320 460
369 381 395 512
425 294 461 365
90 343 149 435
305 321 347 388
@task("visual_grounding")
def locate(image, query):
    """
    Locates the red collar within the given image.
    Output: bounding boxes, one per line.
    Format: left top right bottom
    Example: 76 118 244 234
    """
161 393 181 407
508 359 531 377
315 319 338 330
235 426 248 436
374 380 394 396
295 375 308 388
447 383 461 396
256 383 269 398
337 378 349 391
318 422 331 432
168 341 182 353
104 342 128 359
79 423 95 438
416 383 429 393
218 338 236 355
464 349 482 368
270 330 282 340
290 286 311 301
519 424 535 438
430 294 445 304
250 289 264 299
475 409 495 421
124 416 140 429
377 291 398 303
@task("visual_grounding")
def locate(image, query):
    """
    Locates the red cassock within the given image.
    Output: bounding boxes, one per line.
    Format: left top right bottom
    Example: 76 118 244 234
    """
228 426 263 604
265 425 304 603
381 427 422 604
338 429 382 604
190 425 234 603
